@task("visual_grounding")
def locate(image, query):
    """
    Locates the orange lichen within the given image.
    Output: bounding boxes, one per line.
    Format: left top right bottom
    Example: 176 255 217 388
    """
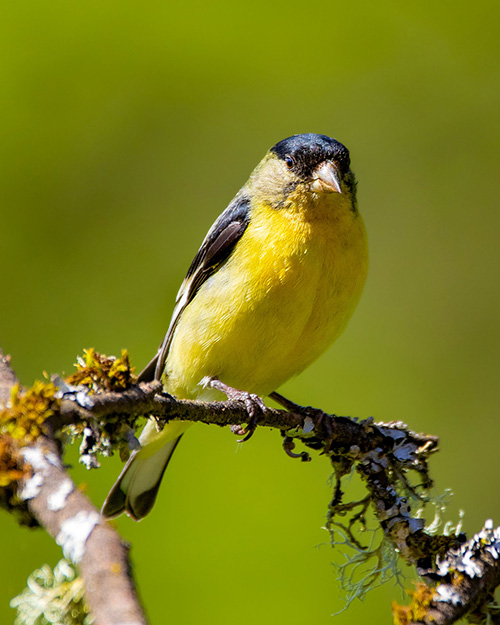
0 434 29 488
66 348 136 392
110 562 121 575
450 570 464 586
392 582 436 625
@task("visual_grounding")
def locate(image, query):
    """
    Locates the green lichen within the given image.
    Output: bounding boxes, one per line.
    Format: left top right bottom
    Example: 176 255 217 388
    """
0 382 59 520
66 348 136 392
0 381 59 443
61 349 141 469
328 524 406 611
11 559 93 625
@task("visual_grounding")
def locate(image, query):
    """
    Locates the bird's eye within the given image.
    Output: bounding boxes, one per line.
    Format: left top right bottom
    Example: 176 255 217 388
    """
285 156 294 169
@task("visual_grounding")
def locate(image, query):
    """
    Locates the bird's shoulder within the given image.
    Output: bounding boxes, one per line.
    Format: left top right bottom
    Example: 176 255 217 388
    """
180 192 251 301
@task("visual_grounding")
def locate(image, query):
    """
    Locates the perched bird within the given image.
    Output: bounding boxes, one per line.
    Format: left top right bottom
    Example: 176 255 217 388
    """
102 133 368 520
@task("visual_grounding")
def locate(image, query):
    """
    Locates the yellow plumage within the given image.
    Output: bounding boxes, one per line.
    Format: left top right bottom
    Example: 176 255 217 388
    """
102 133 368 520
166 191 367 400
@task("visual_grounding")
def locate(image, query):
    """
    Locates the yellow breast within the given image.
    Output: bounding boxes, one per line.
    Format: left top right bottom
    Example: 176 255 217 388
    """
164 194 368 400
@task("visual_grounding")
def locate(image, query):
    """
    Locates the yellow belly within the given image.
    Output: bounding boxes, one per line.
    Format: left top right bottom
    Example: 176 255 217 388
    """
164 196 368 401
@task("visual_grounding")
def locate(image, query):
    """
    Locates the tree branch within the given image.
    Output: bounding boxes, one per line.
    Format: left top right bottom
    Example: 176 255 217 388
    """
2 347 500 624
0 350 148 625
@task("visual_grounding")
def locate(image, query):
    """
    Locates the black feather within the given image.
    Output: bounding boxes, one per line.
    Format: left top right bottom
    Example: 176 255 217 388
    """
138 194 251 382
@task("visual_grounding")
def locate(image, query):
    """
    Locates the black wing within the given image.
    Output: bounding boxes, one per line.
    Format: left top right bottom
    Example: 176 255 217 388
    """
138 193 251 383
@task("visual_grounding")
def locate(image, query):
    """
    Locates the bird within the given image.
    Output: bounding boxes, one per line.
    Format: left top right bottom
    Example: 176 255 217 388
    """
102 133 368 520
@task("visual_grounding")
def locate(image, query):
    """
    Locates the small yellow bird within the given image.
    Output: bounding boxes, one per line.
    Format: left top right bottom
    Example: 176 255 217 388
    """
102 133 368 520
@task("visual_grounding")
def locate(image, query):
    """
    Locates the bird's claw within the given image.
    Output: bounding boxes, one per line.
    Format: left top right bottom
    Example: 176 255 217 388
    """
235 425 256 443
232 392 265 442
208 378 266 442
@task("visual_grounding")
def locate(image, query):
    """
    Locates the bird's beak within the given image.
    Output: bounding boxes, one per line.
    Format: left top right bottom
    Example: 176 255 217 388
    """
312 161 342 194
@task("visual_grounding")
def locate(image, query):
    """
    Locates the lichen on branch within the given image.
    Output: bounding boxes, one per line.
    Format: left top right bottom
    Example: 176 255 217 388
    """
65 348 136 392
2 347 500 625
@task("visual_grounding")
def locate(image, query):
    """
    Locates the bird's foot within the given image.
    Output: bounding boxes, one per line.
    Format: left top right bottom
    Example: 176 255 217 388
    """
207 378 266 442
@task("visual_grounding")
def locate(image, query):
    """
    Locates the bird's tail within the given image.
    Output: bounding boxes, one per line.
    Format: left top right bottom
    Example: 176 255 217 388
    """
101 420 191 520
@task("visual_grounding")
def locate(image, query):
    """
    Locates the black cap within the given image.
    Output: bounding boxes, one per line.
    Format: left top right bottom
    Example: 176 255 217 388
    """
270 133 351 179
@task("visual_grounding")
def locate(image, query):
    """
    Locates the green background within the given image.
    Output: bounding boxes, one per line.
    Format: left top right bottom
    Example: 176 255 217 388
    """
1 1 500 623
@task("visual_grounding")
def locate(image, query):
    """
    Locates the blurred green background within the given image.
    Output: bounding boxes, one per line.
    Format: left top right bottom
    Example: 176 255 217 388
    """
1 1 500 623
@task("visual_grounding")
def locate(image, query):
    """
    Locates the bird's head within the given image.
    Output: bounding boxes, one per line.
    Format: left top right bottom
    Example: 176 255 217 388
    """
248 133 357 212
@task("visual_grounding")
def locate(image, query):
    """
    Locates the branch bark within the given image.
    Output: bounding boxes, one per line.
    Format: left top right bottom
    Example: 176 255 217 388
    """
0 351 148 625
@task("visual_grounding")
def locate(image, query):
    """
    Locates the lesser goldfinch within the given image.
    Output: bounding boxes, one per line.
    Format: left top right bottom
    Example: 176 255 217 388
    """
102 133 368 520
